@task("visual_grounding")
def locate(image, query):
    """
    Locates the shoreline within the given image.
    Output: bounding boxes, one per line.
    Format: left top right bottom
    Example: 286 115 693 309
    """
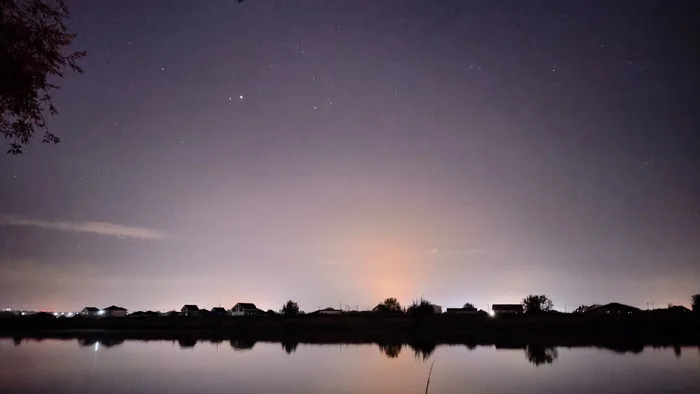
2 312 699 347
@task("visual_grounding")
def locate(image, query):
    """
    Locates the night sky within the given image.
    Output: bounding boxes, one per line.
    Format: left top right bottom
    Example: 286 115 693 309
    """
1 0 698 312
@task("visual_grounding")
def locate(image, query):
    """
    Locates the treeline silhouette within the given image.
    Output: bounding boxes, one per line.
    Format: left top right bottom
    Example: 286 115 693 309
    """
2 295 698 349
2 305 697 330
3 312 699 348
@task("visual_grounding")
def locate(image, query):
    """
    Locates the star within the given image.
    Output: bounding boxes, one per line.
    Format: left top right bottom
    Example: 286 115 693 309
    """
161 67 165 71
239 95 244 100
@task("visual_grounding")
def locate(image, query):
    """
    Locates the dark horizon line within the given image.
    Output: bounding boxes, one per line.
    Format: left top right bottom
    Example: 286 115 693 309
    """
2 300 695 313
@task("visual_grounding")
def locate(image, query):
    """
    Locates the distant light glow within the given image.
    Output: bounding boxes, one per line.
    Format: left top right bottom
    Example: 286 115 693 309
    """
94 342 100 351
98 310 105 315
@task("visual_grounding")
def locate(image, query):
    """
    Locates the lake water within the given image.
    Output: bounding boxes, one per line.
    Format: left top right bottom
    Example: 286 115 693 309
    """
0 339 698 393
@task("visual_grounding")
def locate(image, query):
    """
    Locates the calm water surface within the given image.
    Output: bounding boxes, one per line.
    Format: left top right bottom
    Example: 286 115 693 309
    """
0 339 698 394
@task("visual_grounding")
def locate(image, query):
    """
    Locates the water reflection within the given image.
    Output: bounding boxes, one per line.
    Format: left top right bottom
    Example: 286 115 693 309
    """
1 339 698 394
230 339 256 351
408 340 436 360
525 345 558 366
602 343 644 354
673 345 681 358
78 338 97 347
5 335 695 362
77 338 124 349
100 339 124 348
177 338 197 349
378 343 402 358
281 340 299 354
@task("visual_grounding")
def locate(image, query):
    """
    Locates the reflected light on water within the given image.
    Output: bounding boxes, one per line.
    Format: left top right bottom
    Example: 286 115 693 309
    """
0 339 698 394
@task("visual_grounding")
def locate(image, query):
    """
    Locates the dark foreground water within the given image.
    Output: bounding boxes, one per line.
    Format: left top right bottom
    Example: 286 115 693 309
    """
0 339 698 394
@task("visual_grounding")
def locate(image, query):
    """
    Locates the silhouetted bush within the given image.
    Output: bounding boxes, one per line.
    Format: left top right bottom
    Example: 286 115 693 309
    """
523 295 554 314
407 297 436 319
375 297 402 313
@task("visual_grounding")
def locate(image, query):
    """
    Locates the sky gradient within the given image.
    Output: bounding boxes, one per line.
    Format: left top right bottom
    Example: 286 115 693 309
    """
1 0 698 312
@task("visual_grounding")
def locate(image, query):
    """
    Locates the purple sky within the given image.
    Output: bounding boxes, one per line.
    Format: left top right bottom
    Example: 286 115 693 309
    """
1 0 698 312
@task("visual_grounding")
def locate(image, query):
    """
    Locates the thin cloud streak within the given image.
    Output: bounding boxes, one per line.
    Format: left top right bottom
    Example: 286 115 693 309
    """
0 215 164 240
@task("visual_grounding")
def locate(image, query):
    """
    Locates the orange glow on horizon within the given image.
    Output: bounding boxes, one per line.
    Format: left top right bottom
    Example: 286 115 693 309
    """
351 236 428 305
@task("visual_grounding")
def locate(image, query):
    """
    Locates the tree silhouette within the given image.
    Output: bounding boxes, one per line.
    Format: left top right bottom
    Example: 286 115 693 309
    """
463 302 475 309
376 297 402 313
282 300 300 315
522 294 554 314
1 0 86 154
692 294 700 314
